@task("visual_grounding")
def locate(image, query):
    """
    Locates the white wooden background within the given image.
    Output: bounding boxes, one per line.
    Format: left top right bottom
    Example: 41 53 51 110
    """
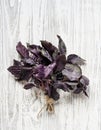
0 0 101 130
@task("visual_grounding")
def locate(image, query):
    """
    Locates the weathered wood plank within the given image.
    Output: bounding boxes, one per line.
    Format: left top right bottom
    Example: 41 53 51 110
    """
0 0 101 130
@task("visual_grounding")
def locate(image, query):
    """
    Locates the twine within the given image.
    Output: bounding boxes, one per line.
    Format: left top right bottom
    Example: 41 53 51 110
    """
37 95 54 118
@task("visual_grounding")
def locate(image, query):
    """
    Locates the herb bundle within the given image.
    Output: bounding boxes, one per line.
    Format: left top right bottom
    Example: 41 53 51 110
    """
8 35 89 113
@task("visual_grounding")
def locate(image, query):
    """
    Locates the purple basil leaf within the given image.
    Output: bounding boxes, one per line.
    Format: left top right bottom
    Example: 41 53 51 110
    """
51 87 60 101
8 65 33 81
44 62 56 78
28 44 52 65
67 54 86 65
57 35 66 55
54 81 69 92
45 85 60 101
35 62 56 78
52 50 59 60
67 85 74 90
8 65 22 78
73 83 83 94
29 48 39 57
27 44 42 57
62 63 82 81
56 72 64 80
18 67 33 81
66 81 78 86
54 81 77 91
34 64 45 79
40 40 58 55
21 58 35 66
73 87 83 94
55 55 66 72
40 49 52 62
16 42 29 58
83 90 89 97
13 59 22 66
80 76 89 97
24 83 35 89
80 75 89 86
27 43 42 50
39 56 51 65
35 63 56 79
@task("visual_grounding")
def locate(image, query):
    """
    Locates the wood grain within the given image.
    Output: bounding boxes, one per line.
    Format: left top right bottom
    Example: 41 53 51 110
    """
0 0 101 130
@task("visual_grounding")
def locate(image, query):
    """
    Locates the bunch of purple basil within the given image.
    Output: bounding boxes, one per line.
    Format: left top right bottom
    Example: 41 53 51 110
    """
8 35 89 102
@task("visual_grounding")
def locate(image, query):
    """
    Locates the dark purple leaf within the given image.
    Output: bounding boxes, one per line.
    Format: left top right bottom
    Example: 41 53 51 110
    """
67 54 85 65
13 59 22 66
27 43 42 50
28 45 52 65
73 83 83 94
66 81 78 86
57 35 66 55
83 90 88 97
18 67 33 81
54 81 77 91
40 40 58 55
80 76 89 97
55 55 66 72
54 81 69 92
62 63 82 81
27 44 42 58
35 63 56 79
29 48 39 57
67 85 74 90
8 65 33 81
52 50 59 60
56 72 64 80
24 83 35 89
45 83 60 101
21 58 35 66
51 87 60 101
40 49 52 62
80 75 89 86
44 62 56 78
34 64 45 79
35 63 56 78
39 56 51 65
73 87 83 94
16 42 29 58
8 65 22 78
